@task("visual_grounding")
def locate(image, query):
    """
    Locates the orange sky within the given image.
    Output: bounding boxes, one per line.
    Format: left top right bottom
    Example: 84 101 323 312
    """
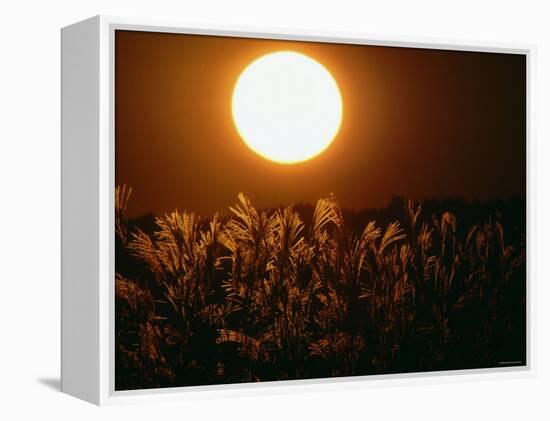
115 30 526 217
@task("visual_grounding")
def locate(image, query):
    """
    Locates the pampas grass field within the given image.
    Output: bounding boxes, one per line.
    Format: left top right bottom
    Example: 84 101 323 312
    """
115 185 526 390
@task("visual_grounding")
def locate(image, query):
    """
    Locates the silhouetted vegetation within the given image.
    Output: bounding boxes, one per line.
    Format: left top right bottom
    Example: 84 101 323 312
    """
115 186 526 390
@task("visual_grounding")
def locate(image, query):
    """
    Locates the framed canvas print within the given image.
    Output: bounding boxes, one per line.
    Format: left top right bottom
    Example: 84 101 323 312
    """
61 16 533 405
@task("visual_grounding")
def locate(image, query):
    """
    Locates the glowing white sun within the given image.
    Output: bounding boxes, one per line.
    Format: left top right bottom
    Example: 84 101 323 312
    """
232 51 343 164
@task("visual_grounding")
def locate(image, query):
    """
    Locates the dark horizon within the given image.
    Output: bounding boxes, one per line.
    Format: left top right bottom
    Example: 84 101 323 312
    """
115 30 526 218
124 191 527 222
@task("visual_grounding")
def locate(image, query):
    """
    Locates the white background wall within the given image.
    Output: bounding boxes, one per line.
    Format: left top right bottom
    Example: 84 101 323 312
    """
0 0 548 419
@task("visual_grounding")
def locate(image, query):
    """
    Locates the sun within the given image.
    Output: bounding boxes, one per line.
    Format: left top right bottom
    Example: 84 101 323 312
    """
232 51 343 164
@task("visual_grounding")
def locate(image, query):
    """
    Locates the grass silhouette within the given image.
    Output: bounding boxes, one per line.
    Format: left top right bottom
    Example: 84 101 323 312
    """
115 186 526 390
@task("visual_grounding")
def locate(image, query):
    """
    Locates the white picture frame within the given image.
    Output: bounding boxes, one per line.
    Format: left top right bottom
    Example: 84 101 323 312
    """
61 15 535 406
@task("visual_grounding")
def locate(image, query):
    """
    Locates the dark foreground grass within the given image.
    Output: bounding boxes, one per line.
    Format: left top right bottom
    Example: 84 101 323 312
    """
115 186 526 390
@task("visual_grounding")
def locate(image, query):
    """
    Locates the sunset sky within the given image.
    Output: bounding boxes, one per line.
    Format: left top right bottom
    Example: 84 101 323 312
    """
115 30 526 218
